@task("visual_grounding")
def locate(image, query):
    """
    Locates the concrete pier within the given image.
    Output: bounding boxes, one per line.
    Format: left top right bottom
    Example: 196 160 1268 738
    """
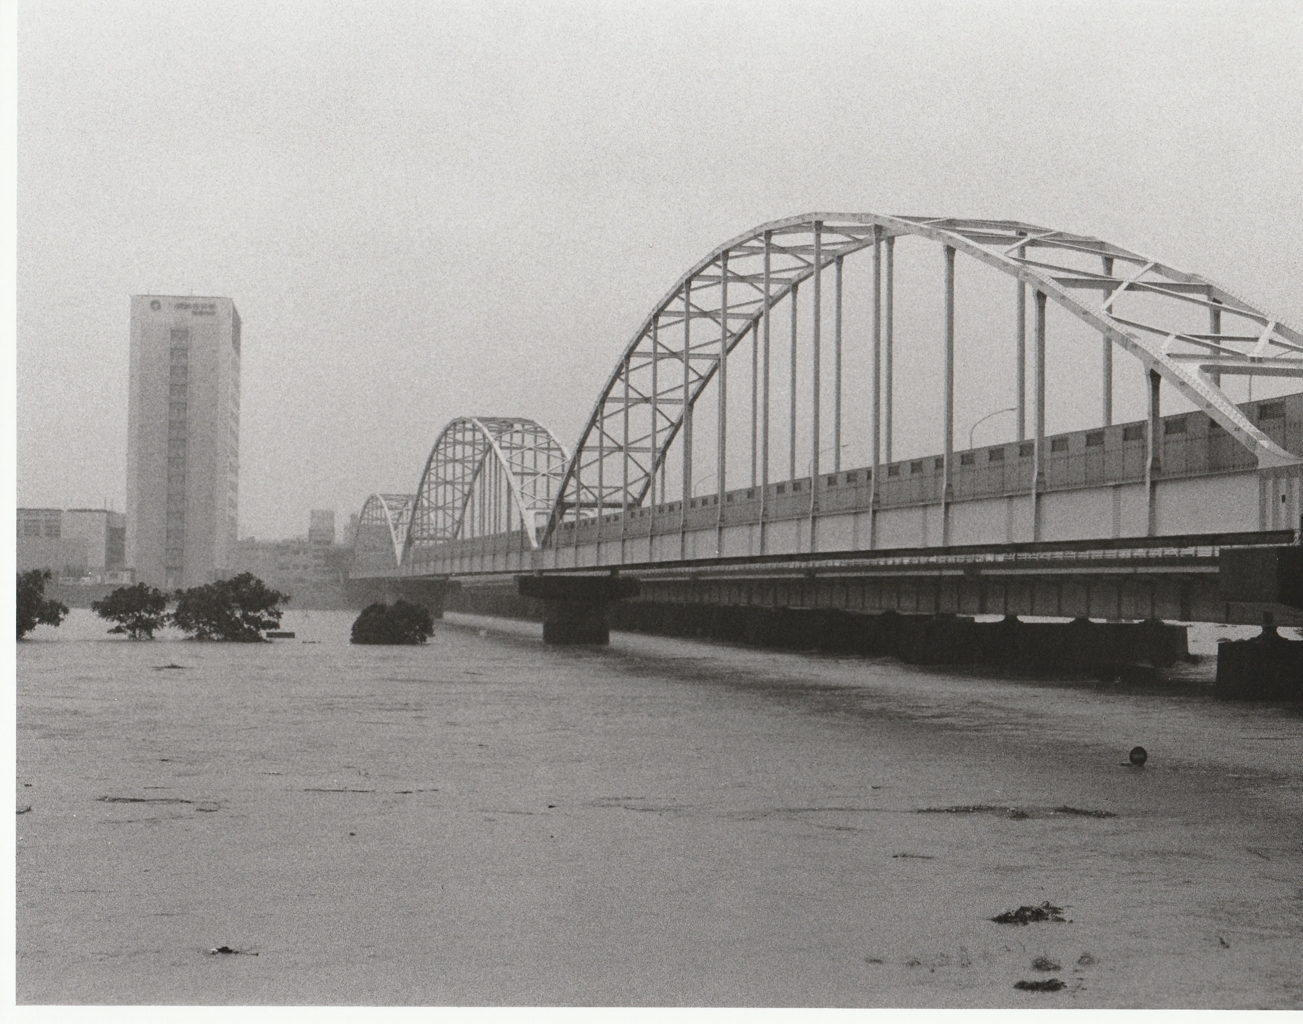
516 574 640 644
393 578 451 619
1216 620 1303 700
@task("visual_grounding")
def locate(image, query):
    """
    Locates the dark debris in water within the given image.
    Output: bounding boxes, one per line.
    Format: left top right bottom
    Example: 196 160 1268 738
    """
17 805 31 814
1032 956 1061 971
99 796 192 804
1054 806 1116 818
154 664 187 671
1014 978 1065 992
209 945 257 956
892 853 935 859
992 901 1068 925
919 804 1114 820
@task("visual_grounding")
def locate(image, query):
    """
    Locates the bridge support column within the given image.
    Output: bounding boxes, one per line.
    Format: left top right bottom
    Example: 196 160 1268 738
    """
1146 368 1162 536
1216 615 1303 700
517 574 640 645
394 578 452 619
1032 290 1047 541
942 245 955 545
1215 547 1302 699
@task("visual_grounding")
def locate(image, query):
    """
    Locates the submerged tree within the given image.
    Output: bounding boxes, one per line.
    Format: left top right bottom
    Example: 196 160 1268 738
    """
91 583 170 639
171 572 290 642
17 569 69 639
350 600 435 645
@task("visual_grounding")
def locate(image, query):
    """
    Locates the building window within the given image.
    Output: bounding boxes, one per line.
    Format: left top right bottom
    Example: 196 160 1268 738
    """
887 465 900 477
1019 441 1035 458
1165 417 1188 434
989 448 1005 462
960 452 975 465
1086 431 1105 447
1051 437 1069 452
910 461 923 475
1259 401 1286 420
1122 424 1145 441
166 328 189 579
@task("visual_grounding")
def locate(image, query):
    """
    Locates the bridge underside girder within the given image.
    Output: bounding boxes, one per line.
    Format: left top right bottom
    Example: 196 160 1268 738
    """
625 568 1300 628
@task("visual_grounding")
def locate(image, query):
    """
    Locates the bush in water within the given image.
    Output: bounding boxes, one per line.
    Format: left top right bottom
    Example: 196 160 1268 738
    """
91 582 170 639
16 569 69 639
350 600 435 645
171 572 290 642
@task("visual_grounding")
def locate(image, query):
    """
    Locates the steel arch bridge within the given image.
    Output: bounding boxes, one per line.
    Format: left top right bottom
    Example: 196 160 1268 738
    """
353 213 1303 580
399 417 571 573
352 493 415 573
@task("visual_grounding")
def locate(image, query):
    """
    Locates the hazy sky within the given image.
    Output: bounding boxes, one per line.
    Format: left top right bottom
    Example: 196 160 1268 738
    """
16 0 1303 540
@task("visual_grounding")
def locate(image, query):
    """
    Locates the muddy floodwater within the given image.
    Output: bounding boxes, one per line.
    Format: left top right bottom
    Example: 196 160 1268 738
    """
16 609 1303 1007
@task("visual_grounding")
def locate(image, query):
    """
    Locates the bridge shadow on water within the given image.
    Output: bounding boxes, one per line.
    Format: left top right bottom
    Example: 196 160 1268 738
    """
441 612 1303 730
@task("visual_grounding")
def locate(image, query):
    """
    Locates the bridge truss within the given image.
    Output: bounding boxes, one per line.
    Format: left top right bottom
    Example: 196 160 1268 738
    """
355 214 1301 574
402 417 570 573
545 213 1301 547
352 493 416 573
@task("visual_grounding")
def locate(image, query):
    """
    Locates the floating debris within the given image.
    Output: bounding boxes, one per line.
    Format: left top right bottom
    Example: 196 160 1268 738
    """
209 945 256 956
992 902 1067 925
1014 978 1065 992
17 805 31 814
1054 806 1116 818
1129 746 1148 766
920 804 1113 820
1032 956 1061 971
155 664 186 670
892 853 935 859
1077 953 1096 966
99 796 192 804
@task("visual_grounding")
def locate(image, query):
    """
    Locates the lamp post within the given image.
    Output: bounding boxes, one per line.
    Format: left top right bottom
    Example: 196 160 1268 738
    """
806 443 849 478
691 474 715 497
968 407 1017 450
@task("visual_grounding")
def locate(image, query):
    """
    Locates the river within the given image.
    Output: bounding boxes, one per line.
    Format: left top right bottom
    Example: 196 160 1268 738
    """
16 608 1303 1007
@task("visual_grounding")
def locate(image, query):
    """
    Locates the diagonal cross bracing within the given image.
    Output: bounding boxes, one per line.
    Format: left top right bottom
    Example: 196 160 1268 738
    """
542 212 1302 547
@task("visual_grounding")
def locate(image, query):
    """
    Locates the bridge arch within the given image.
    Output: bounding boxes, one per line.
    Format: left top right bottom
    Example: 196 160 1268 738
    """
544 213 1302 545
403 416 570 571
351 493 415 573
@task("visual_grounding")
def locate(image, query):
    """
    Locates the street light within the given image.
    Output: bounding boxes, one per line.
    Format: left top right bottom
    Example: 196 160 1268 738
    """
968 407 1017 450
806 443 849 478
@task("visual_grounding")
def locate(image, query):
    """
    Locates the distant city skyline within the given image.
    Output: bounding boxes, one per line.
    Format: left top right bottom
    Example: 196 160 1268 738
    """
16 2 1303 540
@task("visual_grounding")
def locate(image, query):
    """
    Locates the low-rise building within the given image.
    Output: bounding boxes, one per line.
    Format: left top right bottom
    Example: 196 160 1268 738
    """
231 510 352 608
17 507 130 583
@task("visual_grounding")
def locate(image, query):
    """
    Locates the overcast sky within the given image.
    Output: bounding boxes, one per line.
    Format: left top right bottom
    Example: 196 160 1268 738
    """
16 0 1303 541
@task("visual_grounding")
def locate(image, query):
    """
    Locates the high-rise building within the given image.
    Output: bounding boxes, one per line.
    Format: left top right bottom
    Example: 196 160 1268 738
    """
127 296 241 589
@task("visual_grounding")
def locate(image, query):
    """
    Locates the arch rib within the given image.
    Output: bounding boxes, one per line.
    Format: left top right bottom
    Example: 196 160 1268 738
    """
403 416 570 569
543 213 1301 546
353 492 415 573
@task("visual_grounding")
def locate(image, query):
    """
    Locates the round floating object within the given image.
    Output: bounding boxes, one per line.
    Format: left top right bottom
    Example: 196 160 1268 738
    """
1129 746 1148 766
